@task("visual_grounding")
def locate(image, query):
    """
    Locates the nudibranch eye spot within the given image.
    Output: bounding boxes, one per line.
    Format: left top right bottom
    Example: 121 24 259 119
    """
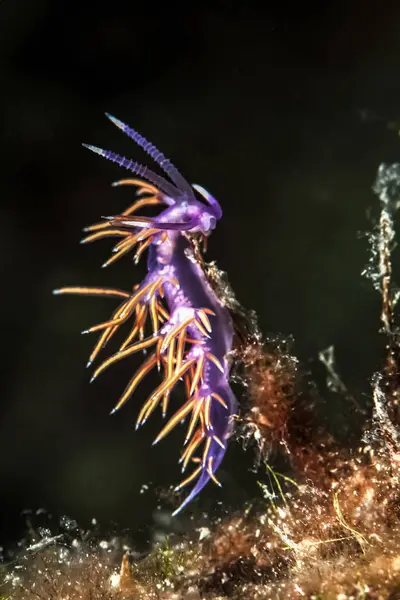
54 114 237 515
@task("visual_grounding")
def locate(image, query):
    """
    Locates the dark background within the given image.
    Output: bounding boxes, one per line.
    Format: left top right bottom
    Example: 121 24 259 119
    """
2 0 400 547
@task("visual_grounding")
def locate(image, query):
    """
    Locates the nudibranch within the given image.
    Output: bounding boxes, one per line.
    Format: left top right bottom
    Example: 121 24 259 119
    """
54 114 237 515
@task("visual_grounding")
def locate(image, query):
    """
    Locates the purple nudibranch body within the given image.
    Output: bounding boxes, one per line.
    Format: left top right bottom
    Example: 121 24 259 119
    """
54 114 237 515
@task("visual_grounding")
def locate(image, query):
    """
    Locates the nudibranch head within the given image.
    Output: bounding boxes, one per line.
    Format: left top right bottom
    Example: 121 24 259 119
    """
86 113 224 236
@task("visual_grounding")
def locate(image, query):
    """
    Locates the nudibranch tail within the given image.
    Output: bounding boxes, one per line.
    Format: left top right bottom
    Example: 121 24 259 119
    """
54 115 237 513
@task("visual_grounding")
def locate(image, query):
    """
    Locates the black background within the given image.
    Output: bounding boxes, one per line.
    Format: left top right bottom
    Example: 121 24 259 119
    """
2 0 400 547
